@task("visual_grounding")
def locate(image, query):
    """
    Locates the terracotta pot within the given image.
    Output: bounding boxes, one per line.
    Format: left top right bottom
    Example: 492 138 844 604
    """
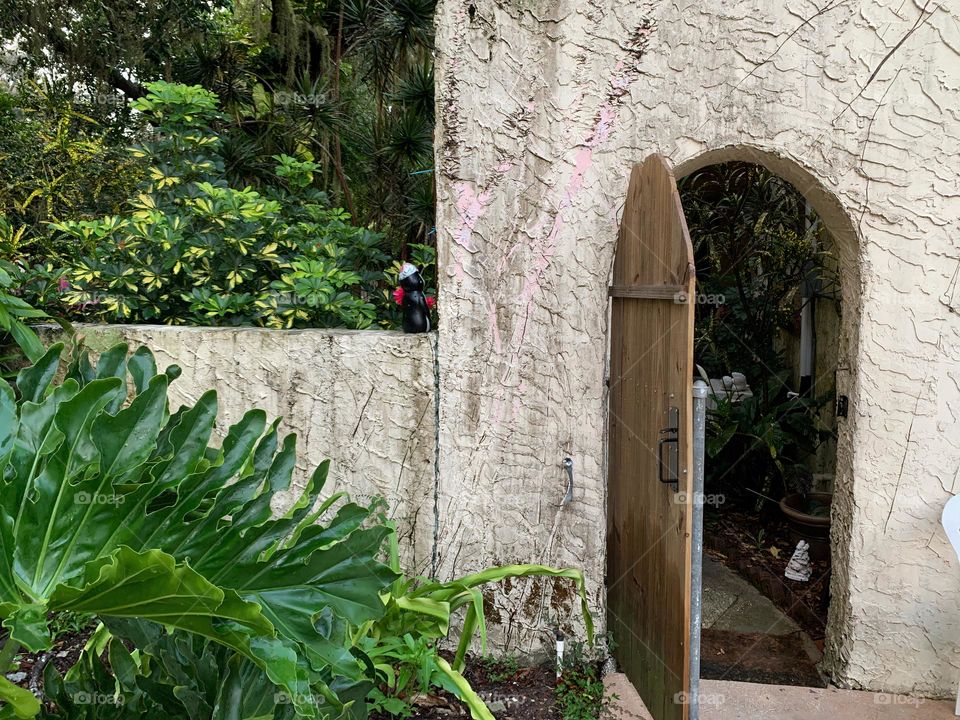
779 492 832 562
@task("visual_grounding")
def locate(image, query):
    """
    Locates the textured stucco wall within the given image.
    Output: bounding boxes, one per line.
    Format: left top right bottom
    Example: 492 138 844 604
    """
72 325 438 576
434 0 960 696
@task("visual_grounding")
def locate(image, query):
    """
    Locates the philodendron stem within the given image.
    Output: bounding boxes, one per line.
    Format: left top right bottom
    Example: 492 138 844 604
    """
0 636 20 672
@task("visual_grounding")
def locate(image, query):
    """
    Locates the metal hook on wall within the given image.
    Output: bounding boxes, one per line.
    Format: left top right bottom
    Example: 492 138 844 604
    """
561 457 574 506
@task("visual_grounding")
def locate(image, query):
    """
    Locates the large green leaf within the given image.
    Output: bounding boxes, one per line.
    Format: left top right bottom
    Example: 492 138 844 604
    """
0 342 398 718
0 675 41 719
434 657 494 720
48 548 272 647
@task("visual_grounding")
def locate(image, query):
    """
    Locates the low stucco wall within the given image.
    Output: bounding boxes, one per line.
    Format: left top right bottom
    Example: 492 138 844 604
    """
72 325 438 576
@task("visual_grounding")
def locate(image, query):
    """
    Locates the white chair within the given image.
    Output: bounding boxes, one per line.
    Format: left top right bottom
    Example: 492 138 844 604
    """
941 495 960 715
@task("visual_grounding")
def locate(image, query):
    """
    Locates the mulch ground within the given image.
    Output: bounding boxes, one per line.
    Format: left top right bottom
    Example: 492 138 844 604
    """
700 501 831 688
5 624 95 694
704 505 831 643
370 659 561 720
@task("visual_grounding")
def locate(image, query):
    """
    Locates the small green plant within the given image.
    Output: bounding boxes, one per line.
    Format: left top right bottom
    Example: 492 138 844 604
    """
705 375 833 504
354 520 594 720
477 654 520 683
556 642 617 720
47 612 95 639
753 528 767 549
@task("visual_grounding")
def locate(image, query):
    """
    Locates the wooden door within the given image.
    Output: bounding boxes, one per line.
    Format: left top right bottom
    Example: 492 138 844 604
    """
607 154 696 720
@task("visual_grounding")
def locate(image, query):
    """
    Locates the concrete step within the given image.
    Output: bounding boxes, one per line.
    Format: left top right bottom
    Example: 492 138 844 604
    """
604 674 957 720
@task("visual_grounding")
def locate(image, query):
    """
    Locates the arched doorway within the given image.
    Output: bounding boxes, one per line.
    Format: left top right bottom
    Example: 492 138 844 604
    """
675 147 861 687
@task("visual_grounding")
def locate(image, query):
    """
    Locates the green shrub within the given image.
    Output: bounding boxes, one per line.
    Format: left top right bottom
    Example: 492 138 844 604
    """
0 340 592 720
0 260 48 367
704 374 833 503
50 82 390 329
0 85 139 268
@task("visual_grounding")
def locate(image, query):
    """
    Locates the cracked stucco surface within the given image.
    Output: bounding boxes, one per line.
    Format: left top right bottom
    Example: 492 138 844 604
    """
74 325 437 575
435 0 960 696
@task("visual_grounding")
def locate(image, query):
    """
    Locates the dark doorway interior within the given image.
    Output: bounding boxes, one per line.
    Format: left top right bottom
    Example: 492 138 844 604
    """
679 162 841 687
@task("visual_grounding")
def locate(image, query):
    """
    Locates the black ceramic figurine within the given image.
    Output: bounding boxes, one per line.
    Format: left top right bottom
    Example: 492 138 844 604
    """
399 263 430 333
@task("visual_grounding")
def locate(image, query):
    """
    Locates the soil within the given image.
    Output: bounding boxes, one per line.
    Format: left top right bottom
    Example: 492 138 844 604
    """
4 624 95 693
700 629 825 687
370 657 562 720
704 504 831 644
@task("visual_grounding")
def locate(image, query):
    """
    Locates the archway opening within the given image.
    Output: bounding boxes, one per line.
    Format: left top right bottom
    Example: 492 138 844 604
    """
675 151 859 688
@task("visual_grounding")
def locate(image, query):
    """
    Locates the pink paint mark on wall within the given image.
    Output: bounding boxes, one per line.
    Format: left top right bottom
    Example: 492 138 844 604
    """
504 51 648 350
511 95 625 347
449 181 493 281
511 381 528 424
488 299 503 355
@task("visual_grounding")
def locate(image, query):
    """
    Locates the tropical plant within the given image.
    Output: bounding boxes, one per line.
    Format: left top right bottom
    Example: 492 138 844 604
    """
680 163 840 505
704 375 834 505
0 85 140 269
26 514 594 720
51 82 388 329
0 340 398 718
37 619 320 720
1 1 229 105
679 162 838 391
1 0 439 254
0 261 48 367
354 521 594 719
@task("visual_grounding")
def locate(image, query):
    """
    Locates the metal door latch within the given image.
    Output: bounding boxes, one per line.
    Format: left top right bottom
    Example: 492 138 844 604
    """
837 395 849 418
658 406 679 492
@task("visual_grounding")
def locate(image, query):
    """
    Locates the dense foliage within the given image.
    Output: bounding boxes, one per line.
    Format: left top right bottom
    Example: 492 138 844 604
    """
0 86 139 266
0 340 399 718
0 262 48 367
1 0 440 334
679 163 837 502
43 82 389 328
1 0 436 255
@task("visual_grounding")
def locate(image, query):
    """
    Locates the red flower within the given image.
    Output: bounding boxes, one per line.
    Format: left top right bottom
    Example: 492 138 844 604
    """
426 296 436 309
57 277 70 292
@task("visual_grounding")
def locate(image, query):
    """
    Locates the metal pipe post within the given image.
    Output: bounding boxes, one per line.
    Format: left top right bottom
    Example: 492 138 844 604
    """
690 379 709 720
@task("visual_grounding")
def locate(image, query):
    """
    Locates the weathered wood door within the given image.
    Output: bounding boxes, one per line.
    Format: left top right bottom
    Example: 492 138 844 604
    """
607 154 696 720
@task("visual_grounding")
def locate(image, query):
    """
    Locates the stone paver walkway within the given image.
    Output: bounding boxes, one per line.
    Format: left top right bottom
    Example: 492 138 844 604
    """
702 555 800 636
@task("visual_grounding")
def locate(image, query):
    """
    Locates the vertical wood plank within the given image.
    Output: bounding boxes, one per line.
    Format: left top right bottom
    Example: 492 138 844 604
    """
607 154 695 720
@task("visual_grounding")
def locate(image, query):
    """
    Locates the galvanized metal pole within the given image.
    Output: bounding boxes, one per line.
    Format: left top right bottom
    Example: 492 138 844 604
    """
690 379 709 720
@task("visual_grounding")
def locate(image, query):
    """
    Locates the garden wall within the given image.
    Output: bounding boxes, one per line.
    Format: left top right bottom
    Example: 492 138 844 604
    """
435 0 960 697
71 325 438 575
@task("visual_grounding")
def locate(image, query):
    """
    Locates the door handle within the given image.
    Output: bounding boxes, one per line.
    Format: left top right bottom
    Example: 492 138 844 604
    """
658 406 679 491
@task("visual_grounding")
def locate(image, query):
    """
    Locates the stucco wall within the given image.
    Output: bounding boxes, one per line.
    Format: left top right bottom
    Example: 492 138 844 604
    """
434 0 960 696
72 325 438 576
